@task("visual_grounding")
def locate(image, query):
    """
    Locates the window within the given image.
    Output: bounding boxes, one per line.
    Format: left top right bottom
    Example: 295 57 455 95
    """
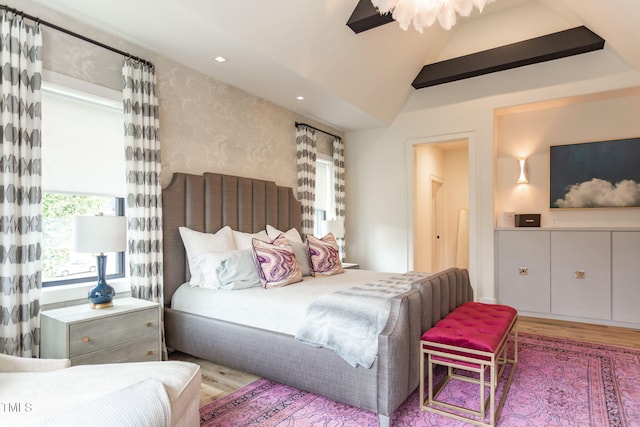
41 72 126 287
314 155 335 236
42 194 125 286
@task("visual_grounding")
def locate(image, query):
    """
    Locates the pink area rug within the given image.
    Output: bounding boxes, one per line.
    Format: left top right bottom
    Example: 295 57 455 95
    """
200 333 640 426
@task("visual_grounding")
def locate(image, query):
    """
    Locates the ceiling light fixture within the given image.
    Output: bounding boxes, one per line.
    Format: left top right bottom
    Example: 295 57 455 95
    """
296 96 305 101
371 0 495 32
213 56 227 63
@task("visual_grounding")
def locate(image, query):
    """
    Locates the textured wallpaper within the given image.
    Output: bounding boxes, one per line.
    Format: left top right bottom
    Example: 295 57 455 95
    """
15 0 342 190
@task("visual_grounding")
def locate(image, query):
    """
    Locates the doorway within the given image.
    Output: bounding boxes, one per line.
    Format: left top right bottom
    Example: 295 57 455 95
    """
412 139 469 273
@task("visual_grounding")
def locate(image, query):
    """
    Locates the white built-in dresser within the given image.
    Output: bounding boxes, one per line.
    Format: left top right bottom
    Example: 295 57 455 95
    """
495 228 640 328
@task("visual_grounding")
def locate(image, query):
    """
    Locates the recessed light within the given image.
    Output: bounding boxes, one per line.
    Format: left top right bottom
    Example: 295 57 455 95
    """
213 56 227 63
296 96 305 101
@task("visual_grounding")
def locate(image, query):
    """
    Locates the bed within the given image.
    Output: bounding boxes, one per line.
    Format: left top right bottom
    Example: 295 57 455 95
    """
161 172 473 426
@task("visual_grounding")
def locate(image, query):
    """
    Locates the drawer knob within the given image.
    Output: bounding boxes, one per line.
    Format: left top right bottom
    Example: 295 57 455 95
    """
575 270 586 279
82 336 90 343
146 322 153 327
518 267 528 276
147 351 154 356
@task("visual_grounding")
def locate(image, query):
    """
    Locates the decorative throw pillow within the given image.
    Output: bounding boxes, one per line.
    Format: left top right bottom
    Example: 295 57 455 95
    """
216 249 262 290
266 225 303 243
307 233 344 277
252 234 303 289
232 229 270 250
179 226 236 287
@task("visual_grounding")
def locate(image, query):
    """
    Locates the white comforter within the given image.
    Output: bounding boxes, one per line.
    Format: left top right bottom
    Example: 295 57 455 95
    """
171 269 395 336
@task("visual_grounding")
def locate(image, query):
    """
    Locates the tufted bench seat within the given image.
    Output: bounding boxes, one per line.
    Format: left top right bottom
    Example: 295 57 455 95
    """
419 301 518 427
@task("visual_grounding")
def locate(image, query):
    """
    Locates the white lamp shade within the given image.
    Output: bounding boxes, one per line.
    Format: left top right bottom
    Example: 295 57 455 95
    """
73 215 127 253
321 219 345 239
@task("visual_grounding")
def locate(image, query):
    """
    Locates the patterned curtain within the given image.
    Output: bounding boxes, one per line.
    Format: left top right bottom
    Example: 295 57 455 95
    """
122 59 163 306
0 14 43 357
333 137 345 220
333 136 346 259
295 125 317 236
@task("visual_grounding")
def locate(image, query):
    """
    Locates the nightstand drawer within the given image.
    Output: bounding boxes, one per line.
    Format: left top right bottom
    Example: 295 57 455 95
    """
71 335 160 365
69 308 159 356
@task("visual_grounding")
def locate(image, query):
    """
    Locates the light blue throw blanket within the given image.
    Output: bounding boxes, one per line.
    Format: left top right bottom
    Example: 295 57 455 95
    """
295 272 429 368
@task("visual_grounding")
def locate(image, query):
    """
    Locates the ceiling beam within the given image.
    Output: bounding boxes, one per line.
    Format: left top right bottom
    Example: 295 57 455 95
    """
412 26 605 89
346 0 393 34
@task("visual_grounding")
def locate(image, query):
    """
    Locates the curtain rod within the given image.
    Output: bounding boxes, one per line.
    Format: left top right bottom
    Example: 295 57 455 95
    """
0 4 154 68
295 122 341 140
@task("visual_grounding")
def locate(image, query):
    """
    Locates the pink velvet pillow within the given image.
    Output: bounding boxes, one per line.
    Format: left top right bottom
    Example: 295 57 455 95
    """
307 233 344 277
252 233 303 288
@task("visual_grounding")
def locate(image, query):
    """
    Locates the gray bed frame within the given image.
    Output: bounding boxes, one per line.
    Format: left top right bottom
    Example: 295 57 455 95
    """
161 172 473 426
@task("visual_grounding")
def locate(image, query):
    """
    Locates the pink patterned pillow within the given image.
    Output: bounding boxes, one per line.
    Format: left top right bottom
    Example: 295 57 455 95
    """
252 234 303 288
307 233 344 277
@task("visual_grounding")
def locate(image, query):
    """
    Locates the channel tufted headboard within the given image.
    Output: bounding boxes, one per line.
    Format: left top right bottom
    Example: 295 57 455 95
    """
161 172 302 305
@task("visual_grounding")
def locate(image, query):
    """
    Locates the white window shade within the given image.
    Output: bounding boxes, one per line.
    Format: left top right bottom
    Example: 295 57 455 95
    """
315 160 329 211
41 81 125 196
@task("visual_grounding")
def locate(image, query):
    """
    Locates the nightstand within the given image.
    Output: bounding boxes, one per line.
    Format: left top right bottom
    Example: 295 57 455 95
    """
342 262 359 269
40 297 161 365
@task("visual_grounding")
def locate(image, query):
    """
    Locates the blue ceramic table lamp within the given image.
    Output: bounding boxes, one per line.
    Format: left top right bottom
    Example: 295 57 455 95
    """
73 214 127 309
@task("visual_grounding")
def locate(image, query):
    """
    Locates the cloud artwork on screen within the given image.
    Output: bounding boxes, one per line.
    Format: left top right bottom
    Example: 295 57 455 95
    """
554 178 640 208
550 138 640 209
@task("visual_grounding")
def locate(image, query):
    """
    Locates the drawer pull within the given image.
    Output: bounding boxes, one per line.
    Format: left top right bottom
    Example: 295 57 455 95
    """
146 322 153 327
82 336 90 343
147 351 154 356
575 270 586 279
518 267 528 276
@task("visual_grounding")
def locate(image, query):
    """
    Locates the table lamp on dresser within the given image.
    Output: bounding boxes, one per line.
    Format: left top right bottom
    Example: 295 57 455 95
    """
73 214 127 309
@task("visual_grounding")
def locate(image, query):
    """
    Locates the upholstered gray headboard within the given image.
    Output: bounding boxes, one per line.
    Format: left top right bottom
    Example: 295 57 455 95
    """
162 172 302 306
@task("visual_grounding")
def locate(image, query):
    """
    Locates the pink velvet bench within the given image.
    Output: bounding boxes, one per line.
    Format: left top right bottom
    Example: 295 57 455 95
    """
419 301 518 427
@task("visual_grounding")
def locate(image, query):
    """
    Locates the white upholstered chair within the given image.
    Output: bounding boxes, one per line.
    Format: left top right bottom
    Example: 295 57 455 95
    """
0 353 201 427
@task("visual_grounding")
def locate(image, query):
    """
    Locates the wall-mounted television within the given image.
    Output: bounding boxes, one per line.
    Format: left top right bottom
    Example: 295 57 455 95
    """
549 137 640 209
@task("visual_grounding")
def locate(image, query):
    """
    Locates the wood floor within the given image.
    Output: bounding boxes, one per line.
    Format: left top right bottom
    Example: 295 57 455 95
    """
169 315 640 408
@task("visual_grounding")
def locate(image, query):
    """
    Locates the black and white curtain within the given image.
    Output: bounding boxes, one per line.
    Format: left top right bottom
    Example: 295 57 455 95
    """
122 59 163 306
333 136 346 257
0 14 43 357
296 125 317 236
333 137 345 220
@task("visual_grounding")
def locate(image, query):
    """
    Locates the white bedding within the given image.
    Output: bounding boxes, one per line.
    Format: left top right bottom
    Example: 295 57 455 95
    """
170 269 395 336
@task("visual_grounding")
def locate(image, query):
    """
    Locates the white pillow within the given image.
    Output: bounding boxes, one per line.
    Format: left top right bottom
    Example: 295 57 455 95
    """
178 226 236 287
232 229 269 250
290 240 312 276
193 252 230 289
266 225 303 243
216 249 261 290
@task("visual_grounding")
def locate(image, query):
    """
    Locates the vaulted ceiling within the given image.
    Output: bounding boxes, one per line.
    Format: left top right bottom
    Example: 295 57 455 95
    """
31 0 640 131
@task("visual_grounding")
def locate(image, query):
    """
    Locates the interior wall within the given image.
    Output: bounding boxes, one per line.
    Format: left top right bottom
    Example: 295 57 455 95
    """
495 88 640 228
13 0 343 192
15 0 344 305
346 64 640 303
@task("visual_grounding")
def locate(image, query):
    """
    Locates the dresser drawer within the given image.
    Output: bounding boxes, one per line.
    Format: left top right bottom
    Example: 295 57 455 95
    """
69 308 159 357
71 335 160 365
